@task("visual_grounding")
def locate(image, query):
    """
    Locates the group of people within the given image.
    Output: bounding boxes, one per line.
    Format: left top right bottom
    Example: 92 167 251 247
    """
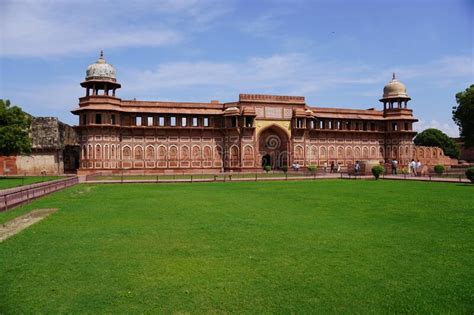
290 159 424 176
390 159 423 176
409 159 423 176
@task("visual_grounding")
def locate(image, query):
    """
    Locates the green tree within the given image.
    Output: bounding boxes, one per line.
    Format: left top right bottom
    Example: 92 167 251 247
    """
0 99 32 156
413 128 460 159
452 84 474 148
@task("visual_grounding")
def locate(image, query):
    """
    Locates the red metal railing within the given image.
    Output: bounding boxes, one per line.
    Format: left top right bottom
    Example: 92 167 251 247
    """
0 177 79 211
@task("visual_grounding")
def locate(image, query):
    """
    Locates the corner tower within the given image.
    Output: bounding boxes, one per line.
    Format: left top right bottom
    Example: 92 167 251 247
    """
73 51 123 174
379 73 417 164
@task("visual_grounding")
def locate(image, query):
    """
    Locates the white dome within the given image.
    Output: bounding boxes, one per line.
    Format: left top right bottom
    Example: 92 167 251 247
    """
85 51 117 82
383 73 409 99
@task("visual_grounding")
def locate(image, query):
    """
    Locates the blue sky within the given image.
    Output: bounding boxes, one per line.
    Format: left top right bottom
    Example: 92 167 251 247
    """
1 0 472 136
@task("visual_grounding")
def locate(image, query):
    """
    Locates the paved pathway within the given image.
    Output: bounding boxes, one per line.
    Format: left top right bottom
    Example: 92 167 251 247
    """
0 208 57 242
382 174 470 183
85 173 471 184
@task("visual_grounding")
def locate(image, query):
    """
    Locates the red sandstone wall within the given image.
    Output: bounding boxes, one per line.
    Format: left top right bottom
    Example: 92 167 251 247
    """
412 145 457 166
0 156 18 175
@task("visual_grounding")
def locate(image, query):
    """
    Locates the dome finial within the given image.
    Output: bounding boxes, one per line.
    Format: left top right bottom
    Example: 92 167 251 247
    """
392 72 396 80
97 50 105 64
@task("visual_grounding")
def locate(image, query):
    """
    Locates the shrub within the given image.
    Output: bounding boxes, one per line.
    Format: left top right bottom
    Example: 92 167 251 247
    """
434 164 445 175
263 165 272 173
465 167 474 183
307 165 317 173
280 165 288 173
371 165 384 180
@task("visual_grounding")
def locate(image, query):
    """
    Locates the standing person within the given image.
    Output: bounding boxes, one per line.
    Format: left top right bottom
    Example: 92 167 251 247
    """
330 161 335 173
392 159 398 175
337 162 341 173
354 161 360 175
295 162 300 172
416 160 422 176
410 159 417 176
323 161 328 173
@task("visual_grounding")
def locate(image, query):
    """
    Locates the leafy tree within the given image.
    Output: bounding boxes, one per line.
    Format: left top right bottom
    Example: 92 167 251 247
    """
413 128 459 159
452 85 474 148
0 99 32 156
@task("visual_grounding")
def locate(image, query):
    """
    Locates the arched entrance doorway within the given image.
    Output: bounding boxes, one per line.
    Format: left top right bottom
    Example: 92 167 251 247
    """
258 125 289 169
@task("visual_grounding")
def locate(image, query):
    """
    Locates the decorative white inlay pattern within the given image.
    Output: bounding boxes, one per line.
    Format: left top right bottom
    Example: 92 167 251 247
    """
265 107 282 119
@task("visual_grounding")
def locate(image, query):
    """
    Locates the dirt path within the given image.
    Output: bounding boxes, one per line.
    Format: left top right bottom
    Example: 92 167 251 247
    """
0 208 57 242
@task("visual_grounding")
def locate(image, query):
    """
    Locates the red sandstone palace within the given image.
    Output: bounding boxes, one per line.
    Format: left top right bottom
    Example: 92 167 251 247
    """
72 52 450 174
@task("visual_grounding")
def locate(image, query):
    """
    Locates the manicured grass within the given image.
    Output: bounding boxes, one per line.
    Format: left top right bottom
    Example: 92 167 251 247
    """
0 180 473 313
0 176 62 189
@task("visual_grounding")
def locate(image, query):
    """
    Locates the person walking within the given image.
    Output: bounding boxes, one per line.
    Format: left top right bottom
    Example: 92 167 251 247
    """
330 161 335 173
391 159 398 175
323 162 328 173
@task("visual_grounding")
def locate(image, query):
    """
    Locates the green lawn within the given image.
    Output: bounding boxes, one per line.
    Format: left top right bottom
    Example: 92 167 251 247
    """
0 176 62 189
0 180 473 313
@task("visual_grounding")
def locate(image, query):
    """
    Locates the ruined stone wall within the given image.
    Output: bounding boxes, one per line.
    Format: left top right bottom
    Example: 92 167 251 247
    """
0 117 79 175
413 145 456 166
31 117 61 150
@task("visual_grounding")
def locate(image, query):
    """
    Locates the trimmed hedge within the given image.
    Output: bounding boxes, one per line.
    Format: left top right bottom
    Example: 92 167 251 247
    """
466 167 474 183
307 165 317 173
371 165 385 180
434 164 445 175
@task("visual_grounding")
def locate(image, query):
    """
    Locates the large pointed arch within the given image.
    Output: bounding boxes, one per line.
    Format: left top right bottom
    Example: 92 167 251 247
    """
257 124 290 168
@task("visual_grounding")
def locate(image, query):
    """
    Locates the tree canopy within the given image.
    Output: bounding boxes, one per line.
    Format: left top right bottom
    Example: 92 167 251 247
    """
452 84 474 148
0 99 32 156
413 128 459 159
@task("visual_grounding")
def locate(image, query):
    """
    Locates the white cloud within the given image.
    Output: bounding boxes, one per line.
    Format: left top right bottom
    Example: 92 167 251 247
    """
414 119 459 137
241 10 289 37
121 53 382 99
2 77 81 125
392 56 474 82
6 48 470 130
0 0 231 57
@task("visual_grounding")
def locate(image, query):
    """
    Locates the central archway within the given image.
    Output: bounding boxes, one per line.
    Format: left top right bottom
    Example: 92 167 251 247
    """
258 125 289 169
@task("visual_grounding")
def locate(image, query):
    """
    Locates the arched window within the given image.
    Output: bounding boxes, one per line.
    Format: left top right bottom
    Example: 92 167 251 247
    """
134 146 143 160
123 146 131 160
